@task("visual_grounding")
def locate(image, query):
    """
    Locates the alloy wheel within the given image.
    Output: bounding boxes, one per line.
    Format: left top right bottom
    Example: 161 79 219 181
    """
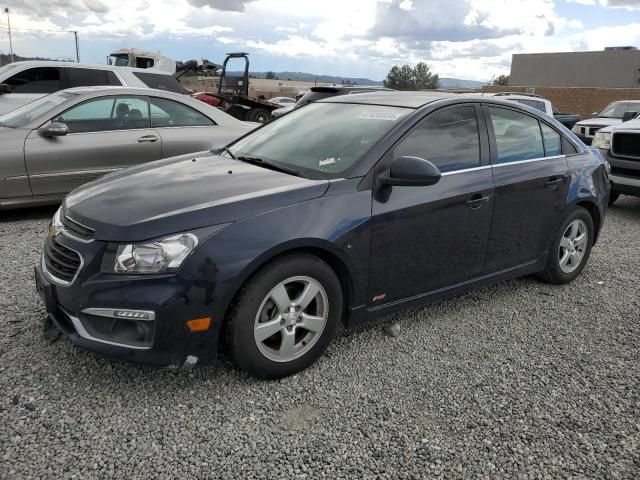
558 219 588 274
253 276 329 362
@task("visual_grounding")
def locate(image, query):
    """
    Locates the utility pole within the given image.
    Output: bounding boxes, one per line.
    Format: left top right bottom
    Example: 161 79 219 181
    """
4 8 13 63
73 31 79 62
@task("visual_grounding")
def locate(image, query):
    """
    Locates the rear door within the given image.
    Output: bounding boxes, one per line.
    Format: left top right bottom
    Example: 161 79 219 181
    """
25 95 161 196
149 96 222 156
483 105 570 272
64 67 122 88
0 66 62 115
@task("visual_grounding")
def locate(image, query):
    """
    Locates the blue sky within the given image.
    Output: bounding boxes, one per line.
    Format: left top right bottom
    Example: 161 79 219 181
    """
1 0 640 81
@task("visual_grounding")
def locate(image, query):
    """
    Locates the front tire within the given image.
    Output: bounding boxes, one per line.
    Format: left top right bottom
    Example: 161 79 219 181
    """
226 254 343 378
538 206 594 284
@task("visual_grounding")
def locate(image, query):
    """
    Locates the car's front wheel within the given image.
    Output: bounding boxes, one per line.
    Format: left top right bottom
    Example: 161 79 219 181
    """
539 206 594 284
226 254 343 378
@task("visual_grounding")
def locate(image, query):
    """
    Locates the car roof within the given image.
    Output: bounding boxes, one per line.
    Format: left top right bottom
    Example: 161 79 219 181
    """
5 60 174 75
321 91 459 108
60 85 181 97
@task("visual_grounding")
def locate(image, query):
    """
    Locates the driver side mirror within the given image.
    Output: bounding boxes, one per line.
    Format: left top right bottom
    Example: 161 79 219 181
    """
0 83 11 95
622 111 638 122
591 112 598 118
38 122 69 138
380 156 442 187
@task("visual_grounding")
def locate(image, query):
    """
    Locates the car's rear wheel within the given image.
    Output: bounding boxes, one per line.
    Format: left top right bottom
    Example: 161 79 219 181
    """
538 206 594 284
226 254 342 378
608 190 620 206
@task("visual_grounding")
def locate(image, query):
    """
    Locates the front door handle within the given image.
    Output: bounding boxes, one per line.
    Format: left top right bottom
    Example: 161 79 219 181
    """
545 177 564 190
137 135 159 143
466 194 490 209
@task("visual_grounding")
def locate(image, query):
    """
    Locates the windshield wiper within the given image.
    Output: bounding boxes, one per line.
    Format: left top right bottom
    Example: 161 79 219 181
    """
236 156 302 177
211 146 236 159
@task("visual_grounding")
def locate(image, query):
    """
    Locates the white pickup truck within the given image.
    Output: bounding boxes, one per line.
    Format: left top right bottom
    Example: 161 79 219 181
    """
487 93 581 129
571 100 640 145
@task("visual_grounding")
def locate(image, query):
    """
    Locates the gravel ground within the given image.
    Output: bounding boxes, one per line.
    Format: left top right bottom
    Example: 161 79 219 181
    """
1 198 639 480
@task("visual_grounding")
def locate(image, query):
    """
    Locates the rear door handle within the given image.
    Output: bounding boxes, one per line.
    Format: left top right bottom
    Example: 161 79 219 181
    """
546 177 564 190
466 194 490 209
137 135 159 143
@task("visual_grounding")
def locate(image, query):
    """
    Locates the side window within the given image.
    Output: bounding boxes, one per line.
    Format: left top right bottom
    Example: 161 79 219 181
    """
55 96 150 133
149 97 214 127
563 137 579 155
5 67 61 94
393 106 480 173
541 123 561 157
133 72 185 93
105 71 122 86
514 99 545 113
488 107 545 164
66 68 111 88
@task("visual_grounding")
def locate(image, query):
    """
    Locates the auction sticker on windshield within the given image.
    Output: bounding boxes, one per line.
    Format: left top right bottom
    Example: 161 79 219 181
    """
359 111 404 121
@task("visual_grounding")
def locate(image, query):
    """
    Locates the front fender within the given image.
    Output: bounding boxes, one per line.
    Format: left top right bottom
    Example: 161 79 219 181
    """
181 188 373 324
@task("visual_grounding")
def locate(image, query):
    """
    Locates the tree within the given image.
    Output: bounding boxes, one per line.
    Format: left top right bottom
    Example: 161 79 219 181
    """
413 62 439 90
265 71 276 80
493 74 509 86
383 62 440 90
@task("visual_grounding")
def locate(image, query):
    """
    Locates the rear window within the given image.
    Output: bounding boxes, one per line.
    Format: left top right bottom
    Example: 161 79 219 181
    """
133 72 184 93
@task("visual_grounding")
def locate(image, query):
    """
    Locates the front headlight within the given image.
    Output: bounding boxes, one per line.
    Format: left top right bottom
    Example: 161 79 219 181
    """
114 233 199 274
593 132 612 150
571 124 582 134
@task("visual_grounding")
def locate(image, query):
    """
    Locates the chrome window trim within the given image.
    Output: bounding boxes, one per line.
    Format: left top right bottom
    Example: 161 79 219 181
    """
61 308 152 350
492 155 565 168
441 165 492 176
82 308 156 321
41 244 84 287
439 155 565 176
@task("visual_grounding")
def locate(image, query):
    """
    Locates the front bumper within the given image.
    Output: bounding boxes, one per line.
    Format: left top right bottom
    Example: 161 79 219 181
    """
34 241 224 367
599 149 640 196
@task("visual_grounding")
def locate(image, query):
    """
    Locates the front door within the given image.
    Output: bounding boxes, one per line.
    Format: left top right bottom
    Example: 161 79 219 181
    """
369 104 494 305
482 105 571 272
25 95 162 196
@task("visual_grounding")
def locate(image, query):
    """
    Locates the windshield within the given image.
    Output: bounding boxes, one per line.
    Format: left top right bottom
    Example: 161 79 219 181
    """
0 91 77 128
110 55 130 67
229 102 410 178
597 102 640 119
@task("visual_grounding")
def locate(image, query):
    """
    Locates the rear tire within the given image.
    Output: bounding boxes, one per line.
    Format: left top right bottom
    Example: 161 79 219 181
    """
608 190 620 206
247 108 270 123
226 254 342 379
538 206 594 284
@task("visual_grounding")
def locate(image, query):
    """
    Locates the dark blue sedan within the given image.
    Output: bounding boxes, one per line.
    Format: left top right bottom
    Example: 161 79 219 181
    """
35 92 610 378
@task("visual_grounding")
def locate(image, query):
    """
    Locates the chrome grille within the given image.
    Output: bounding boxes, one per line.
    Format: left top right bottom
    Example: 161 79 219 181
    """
43 236 82 284
60 213 94 241
612 132 640 159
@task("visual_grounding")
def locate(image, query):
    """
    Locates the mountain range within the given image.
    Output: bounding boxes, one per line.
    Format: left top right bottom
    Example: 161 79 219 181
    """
245 71 487 89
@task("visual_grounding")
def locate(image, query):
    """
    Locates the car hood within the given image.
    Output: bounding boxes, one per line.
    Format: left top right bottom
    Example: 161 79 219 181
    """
575 117 622 128
64 152 330 242
599 118 640 133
